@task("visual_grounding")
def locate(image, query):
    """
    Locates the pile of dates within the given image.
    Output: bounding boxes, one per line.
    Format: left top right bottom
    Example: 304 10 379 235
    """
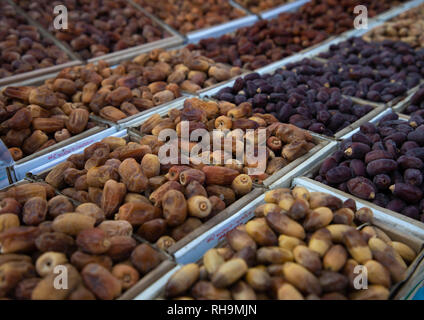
317 37 424 103
234 0 295 14
2 48 242 130
186 0 406 70
399 84 424 116
14 0 169 60
363 5 424 49
164 187 416 300
186 12 329 70
42 138 253 246
300 0 407 24
138 98 317 179
314 113 424 222
41 97 317 244
213 70 374 136
0 85 97 161
0 2 70 78
134 0 245 34
119 48 243 95
0 182 164 300
53 48 241 122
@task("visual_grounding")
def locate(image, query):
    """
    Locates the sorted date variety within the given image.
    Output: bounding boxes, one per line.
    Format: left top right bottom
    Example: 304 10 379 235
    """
39 97 317 246
0 183 163 300
164 187 417 300
186 0 406 70
137 97 317 179
317 37 424 103
364 4 424 49
0 86 95 160
0 2 70 79
42 136 251 244
214 70 374 137
134 0 245 34
315 113 424 222
0 48 242 159
13 0 169 60
186 11 328 70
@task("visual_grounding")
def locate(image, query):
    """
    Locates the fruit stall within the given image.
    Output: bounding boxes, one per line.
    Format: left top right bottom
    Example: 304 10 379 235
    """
1 0 424 301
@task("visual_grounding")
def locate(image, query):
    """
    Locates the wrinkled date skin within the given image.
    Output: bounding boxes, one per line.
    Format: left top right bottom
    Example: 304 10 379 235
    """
326 166 352 184
366 160 398 177
22 197 47 226
0 226 41 254
101 180 126 217
71 251 113 271
137 219 167 243
47 196 74 218
116 202 158 227
106 236 137 261
118 159 148 193
391 183 423 203
98 220 133 238
82 263 122 300
347 177 378 200
162 190 187 227
0 37 236 156
35 232 75 254
16 94 323 259
76 228 111 255
130 244 162 275
66 109 89 135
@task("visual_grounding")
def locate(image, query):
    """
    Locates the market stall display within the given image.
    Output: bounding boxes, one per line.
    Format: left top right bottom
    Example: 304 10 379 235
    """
33 97 321 246
0 0 423 302
186 0 409 70
162 187 420 300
